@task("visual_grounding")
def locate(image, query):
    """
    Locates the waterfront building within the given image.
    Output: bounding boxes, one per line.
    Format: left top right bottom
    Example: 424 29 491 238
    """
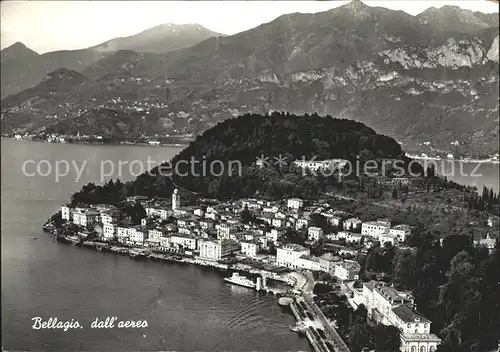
390 224 411 243
354 281 440 352
308 226 324 242
72 208 100 227
148 229 165 243
103 223 116 239
287 198 304 210
171 234 197 250
61 205 73 221
159 236 171 251
297 255 322 271
240 240 260 257
343 218 362 231
116 226 129 243
198 239 240 260
276 244 310 269
129 227 148 245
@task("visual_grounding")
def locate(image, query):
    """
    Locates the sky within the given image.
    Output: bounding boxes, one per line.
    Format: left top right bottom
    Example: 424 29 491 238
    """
1 1 499 54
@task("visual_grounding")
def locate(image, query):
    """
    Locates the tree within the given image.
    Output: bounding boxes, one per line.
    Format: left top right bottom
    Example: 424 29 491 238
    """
373 324 401 352
348 323 374 352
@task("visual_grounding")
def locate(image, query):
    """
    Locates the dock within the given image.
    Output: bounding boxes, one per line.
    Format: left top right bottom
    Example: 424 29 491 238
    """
288 296 350 352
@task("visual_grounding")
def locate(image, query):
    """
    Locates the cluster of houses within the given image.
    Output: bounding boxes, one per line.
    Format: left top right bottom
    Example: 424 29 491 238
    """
59 191 420 286
350 281 441 352
56 189 499 352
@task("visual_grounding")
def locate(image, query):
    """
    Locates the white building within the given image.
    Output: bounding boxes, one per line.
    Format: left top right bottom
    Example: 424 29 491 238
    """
337 231 364 244
72 209 100 227
198 239 239 260
100 212 116 225
272 217 285 228
276 244 310 269
171 234 197 250
298 255 322 271
148 229 165 244
103 223 116 240
343 218 362 231
333 261 360 281
116 226 129 243
159 236 171 250
287 198 304 210
308 227 324 242
129 228 148 245
145 206 171 220
390 224 411 243
292 159 349 172
193 208 204 217
241 241 260 257
216 223 238 240
61 205 73 221
296 218 309 230
361 219 391 239
355 281 440 352
379 232 397 246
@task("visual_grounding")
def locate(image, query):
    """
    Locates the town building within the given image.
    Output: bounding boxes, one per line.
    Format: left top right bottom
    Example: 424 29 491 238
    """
298 255 322 271
292 159 349 172
216 223 238 240
170 234 197 250
287 198 304 210
308 227 324 242
72 208 100 227
353 281 440 352
361 219 391 239
276 244 310 269
198 239 240 261
61 205 73 221
390 224 411 243
103 223 116 240
240 241 260 257
343 218 362 231
333 260 360 281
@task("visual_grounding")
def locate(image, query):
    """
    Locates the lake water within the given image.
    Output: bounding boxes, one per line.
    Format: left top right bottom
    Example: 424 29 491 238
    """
1 139 310 352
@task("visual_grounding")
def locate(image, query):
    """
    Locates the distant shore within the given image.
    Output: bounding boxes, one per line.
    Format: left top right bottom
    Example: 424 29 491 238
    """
1 137 189 148
406 154 500 165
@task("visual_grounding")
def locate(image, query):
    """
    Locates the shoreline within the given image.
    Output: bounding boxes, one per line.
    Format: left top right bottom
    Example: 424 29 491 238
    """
405 154 500 165
1 137 189 148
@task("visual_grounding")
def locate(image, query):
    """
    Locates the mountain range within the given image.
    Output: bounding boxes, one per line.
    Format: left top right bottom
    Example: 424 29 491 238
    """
1 1 499 156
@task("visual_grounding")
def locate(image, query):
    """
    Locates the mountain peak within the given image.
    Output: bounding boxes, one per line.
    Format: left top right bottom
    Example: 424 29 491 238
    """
338 0 373 18
1 42 39 63
41 68 87 88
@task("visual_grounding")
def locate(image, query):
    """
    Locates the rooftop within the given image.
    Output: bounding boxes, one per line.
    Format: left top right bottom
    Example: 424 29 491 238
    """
392 305 430 324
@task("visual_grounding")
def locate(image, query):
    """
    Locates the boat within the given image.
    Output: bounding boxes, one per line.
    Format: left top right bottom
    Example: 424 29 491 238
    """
32 237 38 240
223 272 256 289
129 249 149 260
289 321 307 334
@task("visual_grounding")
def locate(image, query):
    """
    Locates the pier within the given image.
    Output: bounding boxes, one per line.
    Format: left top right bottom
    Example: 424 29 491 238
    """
287 296 350 352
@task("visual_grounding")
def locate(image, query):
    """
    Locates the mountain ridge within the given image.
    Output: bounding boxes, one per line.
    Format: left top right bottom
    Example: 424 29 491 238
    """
1 1 499 156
